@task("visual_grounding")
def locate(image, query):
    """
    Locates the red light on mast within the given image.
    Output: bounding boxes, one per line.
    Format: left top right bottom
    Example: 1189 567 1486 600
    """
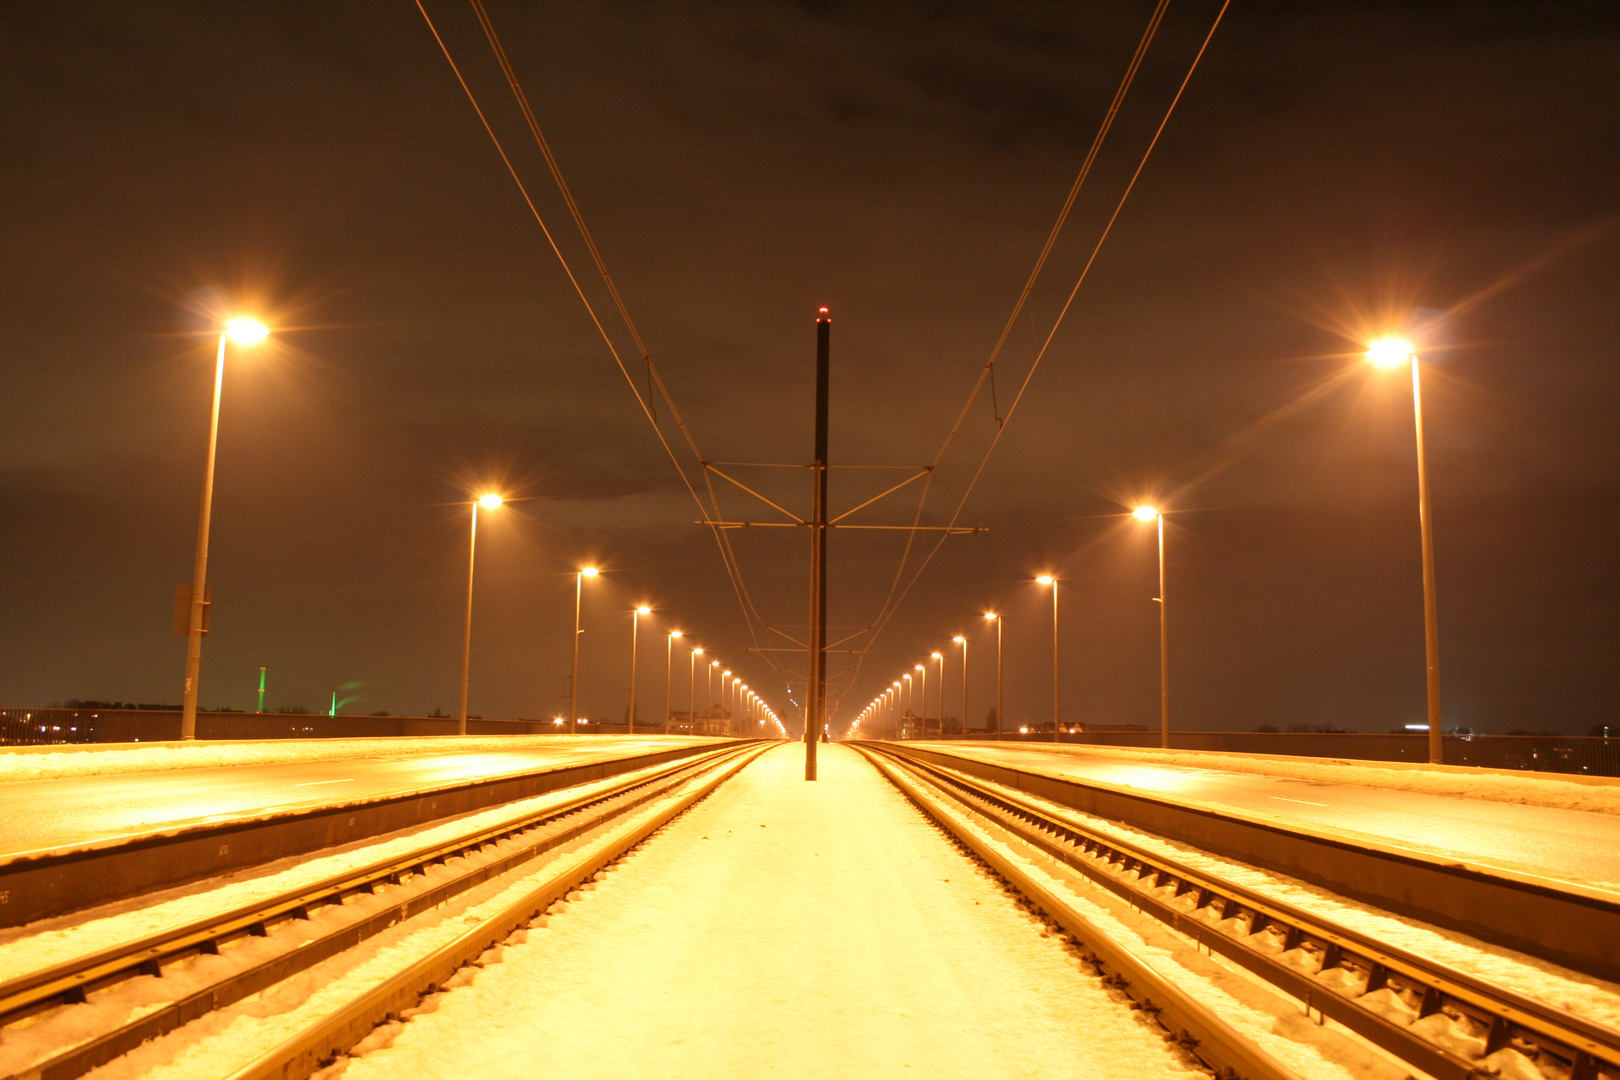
817 306 830 320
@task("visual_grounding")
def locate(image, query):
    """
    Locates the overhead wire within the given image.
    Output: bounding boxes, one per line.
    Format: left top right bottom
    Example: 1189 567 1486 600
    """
844 0 1178 691
860 0 1234 675
414 0 790 690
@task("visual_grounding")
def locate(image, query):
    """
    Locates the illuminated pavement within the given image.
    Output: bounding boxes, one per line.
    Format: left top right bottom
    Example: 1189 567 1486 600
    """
0 739 706 861
910 742 1620 890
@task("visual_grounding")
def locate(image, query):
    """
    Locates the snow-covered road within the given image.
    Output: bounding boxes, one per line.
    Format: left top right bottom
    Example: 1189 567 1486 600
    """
329 743 1208 1079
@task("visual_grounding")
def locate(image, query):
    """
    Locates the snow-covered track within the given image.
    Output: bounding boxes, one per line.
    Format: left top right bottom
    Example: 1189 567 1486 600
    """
0 742 768 1080
885 742 1620 981
860 743 1620 1080
1 741 729 929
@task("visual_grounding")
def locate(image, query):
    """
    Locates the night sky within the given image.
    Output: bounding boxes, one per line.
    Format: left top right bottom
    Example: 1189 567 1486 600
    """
2 2 1617 735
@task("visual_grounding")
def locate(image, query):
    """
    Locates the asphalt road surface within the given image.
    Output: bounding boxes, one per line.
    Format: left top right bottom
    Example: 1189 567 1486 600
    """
913 742 1620 891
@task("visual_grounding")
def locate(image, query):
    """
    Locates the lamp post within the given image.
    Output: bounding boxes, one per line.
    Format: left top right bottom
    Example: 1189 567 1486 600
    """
916 663 928 740
1368 337 1445 765
891 682 901 739
688 647 703 735
458 492 505 734
721 670 732 734
569 567 598 734
1037 575 1059 740
627 605 650 735
707 660 718 731
664 630 683 734
953 635 967 739
180 317 270 741
984 612 1003 739
932 652 944 739
903 673 914 738
1133 506 1169 749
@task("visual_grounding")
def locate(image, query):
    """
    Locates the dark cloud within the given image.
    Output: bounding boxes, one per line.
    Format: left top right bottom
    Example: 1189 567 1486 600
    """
1 1 1616 734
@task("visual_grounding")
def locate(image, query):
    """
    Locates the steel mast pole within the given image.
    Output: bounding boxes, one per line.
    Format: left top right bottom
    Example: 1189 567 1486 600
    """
1411 359 1444 764
995 615 1004 740
570 571 584 734
806 308 830 779
1158 512 1169 750
181 333 228 741
458 500 480 735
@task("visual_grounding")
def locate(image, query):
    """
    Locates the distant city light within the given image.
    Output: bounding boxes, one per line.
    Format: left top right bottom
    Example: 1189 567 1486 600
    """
1405 724 1430 731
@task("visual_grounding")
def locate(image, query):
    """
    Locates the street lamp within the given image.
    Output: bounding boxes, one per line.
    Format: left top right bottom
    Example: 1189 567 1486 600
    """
664 630 683 734
903 672 915 737
627 605 651 735
915 663 928 740
569 566 599 734
688 647 703 735
952 635 967 739
707 660 719 732
892 682 902 739
931 652 944 739
179 317 270 740
1368 336 1445 765
1134 506 1169 749
1036 574 1059 741
721 669 733 735
458 492 504 734
983 612 1003 740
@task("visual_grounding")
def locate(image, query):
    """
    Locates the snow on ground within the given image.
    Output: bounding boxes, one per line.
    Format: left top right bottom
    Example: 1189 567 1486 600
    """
0 734 720 784
322 743 1211 1080
68 776 696 1080
920 741 1620 816
950 762 1620 1035
0 755 690 978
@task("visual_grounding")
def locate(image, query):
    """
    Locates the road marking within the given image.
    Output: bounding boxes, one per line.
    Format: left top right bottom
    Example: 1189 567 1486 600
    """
1269 796 1328 807
293 779 356 787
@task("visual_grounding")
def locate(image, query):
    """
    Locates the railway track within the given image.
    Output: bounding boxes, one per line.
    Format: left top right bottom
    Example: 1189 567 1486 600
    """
857 742 1620 1080
1 740 770 1080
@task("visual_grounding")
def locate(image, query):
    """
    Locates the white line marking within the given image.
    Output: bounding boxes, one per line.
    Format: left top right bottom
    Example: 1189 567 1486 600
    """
1268 796 1328 807
293 779 356 787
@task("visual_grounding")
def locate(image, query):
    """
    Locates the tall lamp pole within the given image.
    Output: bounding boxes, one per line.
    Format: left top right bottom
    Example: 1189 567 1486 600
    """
1037 575 1059 740
953 635 967 738
570 567 598 734
180 317 270 740
664 630 683 734
1134 506 1169 749
688 647 703 735
916 663 928 740
720 670 732 734
931 652 944 739
627 605 650 735
984 612 1003 739
1368 337 1445 764
459 493 504 734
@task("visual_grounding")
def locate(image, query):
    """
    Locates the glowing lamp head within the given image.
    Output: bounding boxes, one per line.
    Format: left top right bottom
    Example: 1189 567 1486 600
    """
580 566 599 577
952 635 965 644
224 317 270 346
1133 505 1159 522
1036 575 1055 586
693 647 704 656
636 605 651 615
477 493 504 509
984 611 998 621
1367 337 1414 369
671 630 683 639
722 670 731 677
914 664 924 672
711 660 719 667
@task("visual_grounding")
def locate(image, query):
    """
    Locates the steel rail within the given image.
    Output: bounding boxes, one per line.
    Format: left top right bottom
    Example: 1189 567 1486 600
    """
225 742 769 1080
865 744 1620 1080
1 742 765 1080
853 744 1302 1080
